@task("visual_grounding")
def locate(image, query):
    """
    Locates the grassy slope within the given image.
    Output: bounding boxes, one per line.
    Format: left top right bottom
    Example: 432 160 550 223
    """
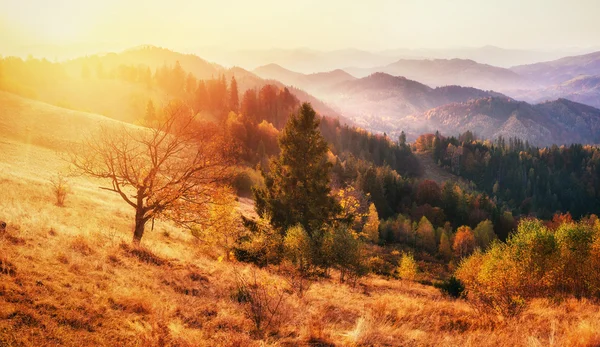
1 93 600 346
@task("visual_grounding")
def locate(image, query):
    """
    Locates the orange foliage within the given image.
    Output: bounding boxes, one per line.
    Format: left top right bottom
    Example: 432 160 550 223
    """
453 226 475 258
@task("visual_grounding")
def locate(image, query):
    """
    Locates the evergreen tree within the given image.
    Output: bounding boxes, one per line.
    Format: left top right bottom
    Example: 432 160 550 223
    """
229 76 239 113
144 99 156 124
254 103 340 238
399 131 407 147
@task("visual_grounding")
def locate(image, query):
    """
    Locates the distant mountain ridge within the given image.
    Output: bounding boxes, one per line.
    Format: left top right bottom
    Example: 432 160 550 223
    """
344 58 537 92
195 46 597 72
253 63 356 95
407 97 600 146
511 51 600 86
320 72 505 132
516 75 600 109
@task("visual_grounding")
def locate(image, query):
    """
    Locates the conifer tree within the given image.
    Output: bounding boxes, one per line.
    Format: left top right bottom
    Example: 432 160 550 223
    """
229 76 239 113
145 99 156 124
254 103 340 238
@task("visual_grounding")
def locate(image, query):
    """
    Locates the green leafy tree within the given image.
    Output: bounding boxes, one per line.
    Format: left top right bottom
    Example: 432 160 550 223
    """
439 230 453 260
473 219 496 250
416 216 437 253
284 225 312 275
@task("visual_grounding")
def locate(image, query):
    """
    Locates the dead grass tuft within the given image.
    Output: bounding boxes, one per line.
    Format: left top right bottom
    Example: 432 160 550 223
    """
108 296 152 315
7 310 43 328
71 236 94 256
0 259 17 276
563 320 600 347
57 253 70 264
120 242 168 266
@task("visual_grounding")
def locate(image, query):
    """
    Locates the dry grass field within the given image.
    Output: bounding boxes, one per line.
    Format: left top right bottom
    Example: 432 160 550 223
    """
1 92 600 346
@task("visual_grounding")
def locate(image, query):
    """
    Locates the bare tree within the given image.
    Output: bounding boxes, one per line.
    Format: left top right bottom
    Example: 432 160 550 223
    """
70 103 235 244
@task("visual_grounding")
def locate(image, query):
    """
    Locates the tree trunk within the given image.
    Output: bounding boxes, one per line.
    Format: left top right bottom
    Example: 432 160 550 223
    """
133 207 147 245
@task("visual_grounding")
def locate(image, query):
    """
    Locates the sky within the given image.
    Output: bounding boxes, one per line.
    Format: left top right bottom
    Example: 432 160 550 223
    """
1 0 600 55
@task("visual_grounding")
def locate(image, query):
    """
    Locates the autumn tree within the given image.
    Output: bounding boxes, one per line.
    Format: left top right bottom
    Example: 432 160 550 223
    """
361 203 380 243
71 103 234 244
416 216 437 253
453 226 476 258
199 186 243 261
439 230 453 260
416 180 441 206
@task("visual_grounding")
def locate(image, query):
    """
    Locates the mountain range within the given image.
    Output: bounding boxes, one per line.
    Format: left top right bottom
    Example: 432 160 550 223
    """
511 51 600 86
315 72 505 132
406 97 600 146
344 58 537 92
196 46 597 72
4 44 600 147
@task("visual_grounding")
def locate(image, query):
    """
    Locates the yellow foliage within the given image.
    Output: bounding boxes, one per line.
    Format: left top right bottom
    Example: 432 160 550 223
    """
398 252 418 281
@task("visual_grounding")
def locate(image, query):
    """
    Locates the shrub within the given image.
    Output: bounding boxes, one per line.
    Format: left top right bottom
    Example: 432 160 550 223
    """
231 169 263 197
456 218 600 318
49 173 71 207
233 269 288 337
434 276 465 298
234 216 284 267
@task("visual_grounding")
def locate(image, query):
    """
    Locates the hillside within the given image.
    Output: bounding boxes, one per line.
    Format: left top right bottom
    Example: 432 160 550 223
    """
511 50 600 86
516 75 600 109
253 63 356 95
1 47 346 125
345 58 536 92
1 94 600 346
322 73 503 133
0 91 132 149
406 97 600 146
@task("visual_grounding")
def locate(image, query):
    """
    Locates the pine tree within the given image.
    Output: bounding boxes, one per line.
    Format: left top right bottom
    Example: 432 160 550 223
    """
229 76 239 113
254 103 340 238
145 99 156 124
399 131 407 147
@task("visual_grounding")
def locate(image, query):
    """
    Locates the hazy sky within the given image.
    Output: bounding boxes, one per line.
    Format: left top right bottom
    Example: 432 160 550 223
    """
2 0 600 52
